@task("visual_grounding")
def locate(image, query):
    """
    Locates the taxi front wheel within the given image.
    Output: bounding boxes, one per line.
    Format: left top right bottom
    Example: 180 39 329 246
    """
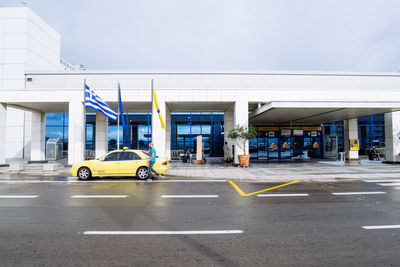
137 166 149 180
78 167 92 180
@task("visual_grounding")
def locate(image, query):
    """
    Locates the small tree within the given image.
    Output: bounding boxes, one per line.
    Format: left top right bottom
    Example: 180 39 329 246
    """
227 125 257 155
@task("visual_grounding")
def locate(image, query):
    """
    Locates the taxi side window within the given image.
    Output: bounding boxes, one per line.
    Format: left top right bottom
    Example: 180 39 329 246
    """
121 152 141 160
133 152 141 160
104 152 120 161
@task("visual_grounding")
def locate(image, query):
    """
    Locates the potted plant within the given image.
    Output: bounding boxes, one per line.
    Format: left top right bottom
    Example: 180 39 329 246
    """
227 125 257 167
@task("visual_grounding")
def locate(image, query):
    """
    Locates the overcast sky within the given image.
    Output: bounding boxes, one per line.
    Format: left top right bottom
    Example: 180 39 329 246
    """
1 0 400 72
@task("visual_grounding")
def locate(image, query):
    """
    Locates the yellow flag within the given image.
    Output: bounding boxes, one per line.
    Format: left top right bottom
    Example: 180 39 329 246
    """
152 87 166 130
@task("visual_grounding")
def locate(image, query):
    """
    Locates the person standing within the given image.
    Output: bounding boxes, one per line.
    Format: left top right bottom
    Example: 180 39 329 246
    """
147 142 160 181
224 142 231 162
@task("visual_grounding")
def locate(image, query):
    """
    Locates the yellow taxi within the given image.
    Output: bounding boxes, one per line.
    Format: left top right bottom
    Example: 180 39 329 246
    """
70 148 169 180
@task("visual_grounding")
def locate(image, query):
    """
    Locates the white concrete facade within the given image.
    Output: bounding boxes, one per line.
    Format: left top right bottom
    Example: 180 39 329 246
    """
95 112 108 159
2 7 400 164
68 101 85 165
0 7 62 161
0 104 6 164
384 112 400 163
224 104 234 161
30 111 45 161
233 101 249 164
344 119 359 160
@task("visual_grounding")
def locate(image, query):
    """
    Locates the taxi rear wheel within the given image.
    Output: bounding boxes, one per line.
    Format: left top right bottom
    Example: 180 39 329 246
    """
78 167 91 180
137 166 149 179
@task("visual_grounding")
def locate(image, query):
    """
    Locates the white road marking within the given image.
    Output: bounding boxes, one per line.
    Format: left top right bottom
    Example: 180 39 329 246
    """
363 179 400 183
0 195 39 198
148 180 227 183
0 180 74 183
83 230 243 235
256 193 309 197
332 192 386 195
362 225 400 230
377 183 400 186
161 195 219 198
71 195 127 198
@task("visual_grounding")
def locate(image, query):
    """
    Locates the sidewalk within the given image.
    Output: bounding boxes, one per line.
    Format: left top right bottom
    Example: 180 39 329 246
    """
166 158 400 182
1 157 399 182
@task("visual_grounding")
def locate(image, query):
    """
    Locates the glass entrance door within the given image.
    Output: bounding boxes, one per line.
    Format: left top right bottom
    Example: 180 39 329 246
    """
311 137 322 157
280 137 292 160
267 137 279 160
304 137 322 158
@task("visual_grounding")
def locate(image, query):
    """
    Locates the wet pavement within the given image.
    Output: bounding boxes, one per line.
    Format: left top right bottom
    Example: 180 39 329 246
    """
1 175 400 266
2 158 400 182
168 158 400 181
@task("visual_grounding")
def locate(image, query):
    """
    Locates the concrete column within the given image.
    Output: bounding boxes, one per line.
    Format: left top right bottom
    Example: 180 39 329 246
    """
95 112 108 159
165 105 171 160
30 111 46 161
151 98 166 158
23 111 32 159
344 118 359 160
0 104 6 164
6 107 24 159
384 111 400 162
224 104 235 161
233 100 249 164
68 101 85 165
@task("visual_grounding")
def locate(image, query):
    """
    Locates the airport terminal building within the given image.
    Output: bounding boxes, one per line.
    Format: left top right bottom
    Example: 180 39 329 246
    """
1 7 400 165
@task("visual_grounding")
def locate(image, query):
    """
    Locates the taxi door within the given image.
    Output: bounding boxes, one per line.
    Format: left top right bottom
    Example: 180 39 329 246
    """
119 151 143 176
97 152 122 176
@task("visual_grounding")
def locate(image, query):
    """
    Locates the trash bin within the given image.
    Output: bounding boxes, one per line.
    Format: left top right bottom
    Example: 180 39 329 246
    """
338 152 345 161
46 138 63 160
368 149 373 160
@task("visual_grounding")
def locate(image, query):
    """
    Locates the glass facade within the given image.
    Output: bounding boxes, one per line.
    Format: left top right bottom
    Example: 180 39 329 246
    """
107 113 152 150
45 113 69 151
322 121 345 152
357 114 385 155
322 114 385 155
171 112 224 157
45 112 385 159
46 112 225 157
252 126 323 160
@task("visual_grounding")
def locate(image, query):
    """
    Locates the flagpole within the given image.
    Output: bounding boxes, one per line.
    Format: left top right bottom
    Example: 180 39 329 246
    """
151 79 154 146
83 78 87 159
117 82 120 150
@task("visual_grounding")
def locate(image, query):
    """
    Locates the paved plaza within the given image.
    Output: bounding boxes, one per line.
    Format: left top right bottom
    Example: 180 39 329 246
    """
1 158 399 182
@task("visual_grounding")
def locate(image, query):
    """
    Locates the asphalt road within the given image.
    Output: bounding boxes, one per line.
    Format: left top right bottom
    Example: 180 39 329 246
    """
1 176 400 266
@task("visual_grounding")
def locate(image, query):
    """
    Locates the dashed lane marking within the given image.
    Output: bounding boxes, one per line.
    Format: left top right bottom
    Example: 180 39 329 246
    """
71 195 128 198
377 183 400 186
332 192 386 195
83 230 243 235
362 225 400 230
229 180 300 197
161 195 219 198
363 179 400 183
0 195 39 198
257 193 309 197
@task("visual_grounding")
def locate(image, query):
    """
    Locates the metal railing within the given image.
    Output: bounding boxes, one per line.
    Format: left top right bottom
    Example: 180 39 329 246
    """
171 150 184 160
85 150 96 160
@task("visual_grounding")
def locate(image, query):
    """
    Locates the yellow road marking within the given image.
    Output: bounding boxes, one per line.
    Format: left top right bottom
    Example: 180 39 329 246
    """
228 181 247 196
229 180 300 197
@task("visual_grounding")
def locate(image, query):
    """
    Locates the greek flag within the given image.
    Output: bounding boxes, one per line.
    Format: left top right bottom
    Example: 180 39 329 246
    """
85 84 117 121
